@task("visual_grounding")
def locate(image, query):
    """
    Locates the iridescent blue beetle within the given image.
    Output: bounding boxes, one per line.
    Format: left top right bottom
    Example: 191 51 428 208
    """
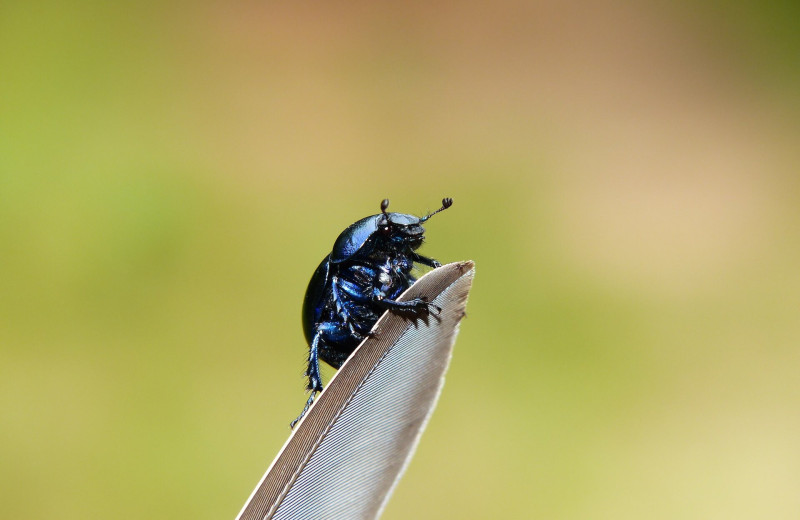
295 197 453 424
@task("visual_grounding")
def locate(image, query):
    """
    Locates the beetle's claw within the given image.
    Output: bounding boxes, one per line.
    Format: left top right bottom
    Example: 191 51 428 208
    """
416 295 441 316
412 296 441 316
414 296 430 310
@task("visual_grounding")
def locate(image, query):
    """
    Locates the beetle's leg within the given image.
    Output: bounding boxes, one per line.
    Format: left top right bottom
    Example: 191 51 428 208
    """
292 332 325 428
333 276 374 337
372 291 442 316
292 392 317 429
411 252 441 269
331 276 357 335
305 333 324 393
350 263 375 277
338 273 383 337
336 273 372 301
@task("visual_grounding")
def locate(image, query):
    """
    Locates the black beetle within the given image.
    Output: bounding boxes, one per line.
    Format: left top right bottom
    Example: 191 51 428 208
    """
294 197 453 425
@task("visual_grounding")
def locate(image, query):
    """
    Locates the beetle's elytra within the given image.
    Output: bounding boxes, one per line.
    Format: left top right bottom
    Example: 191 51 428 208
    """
294 197 453 426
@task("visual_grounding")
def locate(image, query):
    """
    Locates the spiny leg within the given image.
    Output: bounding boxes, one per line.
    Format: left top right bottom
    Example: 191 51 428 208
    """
291 333 324 428
292 321 358 427
373 293 442 315
332 275 370 338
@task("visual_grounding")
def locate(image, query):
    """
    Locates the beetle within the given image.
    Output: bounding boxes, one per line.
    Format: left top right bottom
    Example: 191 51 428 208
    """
294 197 453 425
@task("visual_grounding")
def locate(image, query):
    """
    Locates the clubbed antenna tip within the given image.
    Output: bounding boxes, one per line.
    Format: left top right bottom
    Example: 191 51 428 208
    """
420 197 453 222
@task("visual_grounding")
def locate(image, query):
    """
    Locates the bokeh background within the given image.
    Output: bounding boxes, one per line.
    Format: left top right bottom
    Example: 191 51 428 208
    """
2 1 799 518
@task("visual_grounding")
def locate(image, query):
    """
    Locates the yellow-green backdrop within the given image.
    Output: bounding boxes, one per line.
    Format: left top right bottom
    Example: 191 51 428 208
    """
2 2 799 518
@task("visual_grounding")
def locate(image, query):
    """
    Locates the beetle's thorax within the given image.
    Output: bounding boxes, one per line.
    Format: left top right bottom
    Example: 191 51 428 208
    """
374 213 422 253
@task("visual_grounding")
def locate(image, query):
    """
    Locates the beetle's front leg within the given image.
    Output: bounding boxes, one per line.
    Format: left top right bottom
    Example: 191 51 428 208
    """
411 252 441 269
371 290 441 316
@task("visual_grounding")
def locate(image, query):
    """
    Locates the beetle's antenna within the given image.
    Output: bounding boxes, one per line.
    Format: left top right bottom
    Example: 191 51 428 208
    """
379 198 390 225
420 197 453 222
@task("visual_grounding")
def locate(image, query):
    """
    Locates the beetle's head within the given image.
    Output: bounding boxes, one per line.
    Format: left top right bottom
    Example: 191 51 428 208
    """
378 198 453 250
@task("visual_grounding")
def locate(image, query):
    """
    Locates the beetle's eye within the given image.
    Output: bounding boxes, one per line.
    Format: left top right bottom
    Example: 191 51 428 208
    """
380 225 391 234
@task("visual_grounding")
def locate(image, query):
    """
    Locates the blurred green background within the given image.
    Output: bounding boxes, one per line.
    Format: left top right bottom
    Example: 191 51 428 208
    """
2 1 799 518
